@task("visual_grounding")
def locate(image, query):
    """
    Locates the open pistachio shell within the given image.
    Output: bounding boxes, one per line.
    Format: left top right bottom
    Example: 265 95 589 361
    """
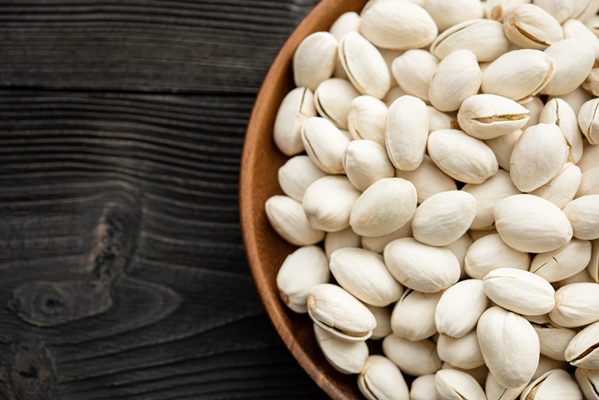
565 320 599 368
273 87 316 156
502 3 563 50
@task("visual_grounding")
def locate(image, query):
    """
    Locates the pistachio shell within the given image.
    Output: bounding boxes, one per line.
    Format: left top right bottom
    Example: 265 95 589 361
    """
350 178 417 237
532 322 578 361
575 368 599 400
457 94 530 140
435 369 486 400
357 355 410 400
343 140 394 192
384 237 460 293
359 0 437 50
329 11 361 41
531 163 581 209
324 227 362 259
429 50 482 112
314 78 360 129
554 87 593 116
427 129 498 184
273 87 316 156
338 32 391 99
383 86 408 107
578 98 599 145
427 106 459 133
442 363 490 388
265 195 325 246
533 0 574 22
437 331 485 370
302 176 361 232
484 370 527 400
565 320 599 368
533 355 570 381
314 323 368 374
502 4 564 50
572 0 599 21
391 50 439 102
293 32 338 91
301 117 350 174
558 267 595 285
364 304 392 340
510 123 568 192
541 38 596 96
307 283 376 342
445 233 473 279
563 195 599 240
390 289 441 341
484 0 532 22
494 194 573 253
423 0 484 32
361 221 413 254
531 238 592 282
464 234 531 279
435 279 490 339
576 167 599 197
484 129 523 171
385 95 428 171
347 95 388 146
521 369 583 400
382 334 442 376
589 239 599 283
278 155 327 202
395 155 458 204
520 95 545 130
563 18 599 61
550 282 599 327
410 375 439 400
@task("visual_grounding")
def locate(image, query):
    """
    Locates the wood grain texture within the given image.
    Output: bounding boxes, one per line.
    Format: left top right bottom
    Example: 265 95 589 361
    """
0 0 329 398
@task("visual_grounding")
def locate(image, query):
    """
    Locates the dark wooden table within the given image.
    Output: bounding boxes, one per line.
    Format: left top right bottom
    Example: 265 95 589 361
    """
0 1 330 398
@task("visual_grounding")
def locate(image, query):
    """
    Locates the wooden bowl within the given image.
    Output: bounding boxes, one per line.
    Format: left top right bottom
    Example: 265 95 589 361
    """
240 0 367 398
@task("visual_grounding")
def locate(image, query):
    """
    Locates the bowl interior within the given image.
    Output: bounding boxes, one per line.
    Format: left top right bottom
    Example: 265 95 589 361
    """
240 0 368 399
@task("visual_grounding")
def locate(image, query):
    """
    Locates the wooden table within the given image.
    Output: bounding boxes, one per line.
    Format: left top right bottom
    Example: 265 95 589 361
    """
0 1 328 398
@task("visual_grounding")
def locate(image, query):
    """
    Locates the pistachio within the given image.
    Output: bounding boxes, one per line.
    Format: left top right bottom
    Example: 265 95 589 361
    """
302 176 361 232
542 38 596 96
347 95 387 146
468 228 499 242
427 129 498 184
314 323 369 374
484 129 523 171
484 370 527 400
343 140 394 192
390 289 442 341
532 355 570 381
278 155 327 203
589 239 599 283
329 11 361 41
435 369 486 400
457 94 530 140
314 78 360 129
520 369 583 400
410 375 439 400
445 233 473 279
530 239 592 282
428 106 459 133
532 322 578 361
357 355 410 400
324 227 361 259
364 304 392 340
575 368 599 400
563 195 599 240
578 139 599 172
383 86 407 107
437 331 486 370
359 0 437 50
273 87 316 156
307 283 376 342
361 221 413 254
550 282 599 327
338 32 391 99
385 95 428 171
384 237 461 293
350 178 417 237
571 0 599 21
423 0 484 32
382 334 442 376
330 248 403 307
300 116 350 174
578 98 599 145
442 363 490 388
576 167 599 197
395 155 458 204
411 190 476 247
293 32 338 91
429 50 483 112
391 50 439 102
533 0 574 22
563 19 599 61
484 0 533 22
553 87 593 116
520 95 544 130
435 279 490 339
531 162 582 209
502 4 564 50
464 234 530 279
477 306 540 388
265 195 325 246
510 123 569 192
565 320 599 368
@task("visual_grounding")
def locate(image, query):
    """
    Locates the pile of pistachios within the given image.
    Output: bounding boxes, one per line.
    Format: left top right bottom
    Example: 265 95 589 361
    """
264 0 599 398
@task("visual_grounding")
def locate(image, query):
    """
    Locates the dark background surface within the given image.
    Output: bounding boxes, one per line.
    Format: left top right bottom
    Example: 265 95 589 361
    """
0 1 330 398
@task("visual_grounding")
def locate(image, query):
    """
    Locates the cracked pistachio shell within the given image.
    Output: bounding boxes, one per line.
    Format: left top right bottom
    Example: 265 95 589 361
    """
384 237 460 293
463 169 520 230
531 163 581 209
564 19 599 61
359 0 437 50
550 282 599 327
481 49 555 101
464 234 530 279
314 78 360 129
577 167 599 197
330 248 403 307
533 0 574 22
314 323 368 375
410 375 439 400
276 246 329 313
391 50 439 102
531 238 592 282
350 178 417 237
329 11 360 41
437 331 485 370
483 268 556 315
485 129 523 171
532 322 578 361
383 334 442 376
293 32 338 91
347 95 387 146
578 98 599 145
302 176 361 233
485 371 527 400
278 155 327 202
385 95 428 171
484 0 533 21
423 0 484 32
442 364 489 388
542 38 595 96
427 129 498 184
575 368 599 400
429 50 482 112
477 307 540 388
521 369 582 400
390 289 441 341
430 19 510 62
307 283 376 342
502 4 563 50
566 320 599 368
343 140 394 192
338 32 391 99
590 239 599 283
361 220 413 254
521 96 544 130
563 195 599 240
301 117 350 174
324 227 361 259
357 355 410 400
364 304 392 340
273 87 316 156
457 94 530 140
554 87 593 116
265 195 325 246
435 369 486 400
395 155 458 204
435 279 490 339
494 194 573 253
510 123 568 192
411 190 476 247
